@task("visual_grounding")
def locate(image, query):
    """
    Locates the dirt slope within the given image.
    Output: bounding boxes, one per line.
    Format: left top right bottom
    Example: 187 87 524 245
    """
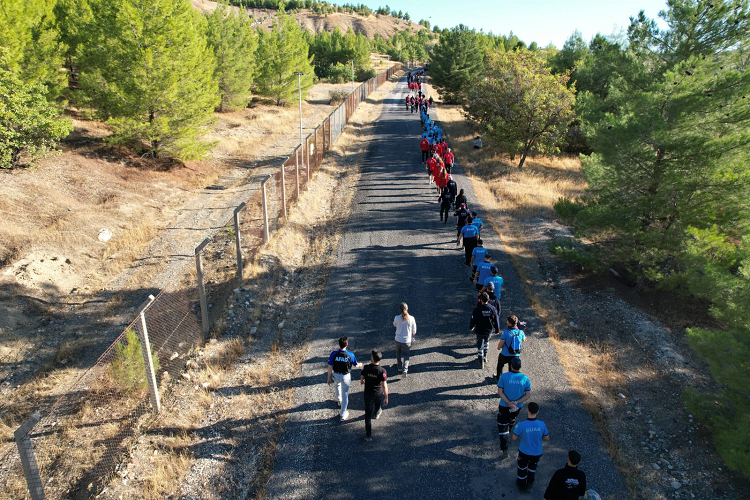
190 0 423 38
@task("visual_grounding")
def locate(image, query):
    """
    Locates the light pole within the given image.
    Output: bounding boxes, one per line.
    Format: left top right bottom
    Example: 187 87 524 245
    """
294 72 306 169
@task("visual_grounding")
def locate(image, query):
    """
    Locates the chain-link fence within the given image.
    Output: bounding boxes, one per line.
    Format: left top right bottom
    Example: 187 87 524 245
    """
2 61 412 499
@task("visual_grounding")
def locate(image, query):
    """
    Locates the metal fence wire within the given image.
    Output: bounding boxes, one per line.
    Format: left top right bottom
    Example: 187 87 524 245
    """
2 61 411 499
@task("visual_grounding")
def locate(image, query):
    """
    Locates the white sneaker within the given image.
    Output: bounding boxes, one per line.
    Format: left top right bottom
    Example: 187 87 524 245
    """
340 411 349 421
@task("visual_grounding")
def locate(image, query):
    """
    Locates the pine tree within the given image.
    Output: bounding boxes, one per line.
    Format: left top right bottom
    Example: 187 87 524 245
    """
255 11 314 105
77 0 219 160
0 0 66 99
206 3 258 112
0 65 73 169
464 50 576 167
429 24 483 104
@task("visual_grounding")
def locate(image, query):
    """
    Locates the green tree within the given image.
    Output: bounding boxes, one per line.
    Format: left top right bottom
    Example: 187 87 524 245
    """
109 328 161 395
549 30 588 79
0 0 66 99
206 3 258 111
77 0 219 160
0 65 73 169
554 0 750 283
429 24 483 103
464 50 576 168
255 11 314 105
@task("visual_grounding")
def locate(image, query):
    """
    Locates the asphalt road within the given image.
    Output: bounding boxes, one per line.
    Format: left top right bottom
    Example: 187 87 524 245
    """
264 75 627 500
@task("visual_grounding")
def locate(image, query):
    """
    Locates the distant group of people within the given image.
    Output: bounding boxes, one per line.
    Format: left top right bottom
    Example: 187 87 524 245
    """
323 70 597 498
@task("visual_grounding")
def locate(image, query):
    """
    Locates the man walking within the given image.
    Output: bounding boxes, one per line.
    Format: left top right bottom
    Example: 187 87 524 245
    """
327 336 363 421
544 450 587 500
458 221 479 266
420 136 430 163
470 292 495 368
497 357 531 458
495 315 525 379
513 402 550 491
361 350 389 442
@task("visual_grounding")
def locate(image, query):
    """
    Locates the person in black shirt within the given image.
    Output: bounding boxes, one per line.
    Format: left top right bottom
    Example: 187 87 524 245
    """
470 292 495 367
439 187 453 223
361 350 389 442
544 450 588 500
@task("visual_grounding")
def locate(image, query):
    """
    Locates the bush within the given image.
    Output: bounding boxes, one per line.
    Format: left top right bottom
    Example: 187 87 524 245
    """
109 328 160 395
356 67 376 81
328 90 349 105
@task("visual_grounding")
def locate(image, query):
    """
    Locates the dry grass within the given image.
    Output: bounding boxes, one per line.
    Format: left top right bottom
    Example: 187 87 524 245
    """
142 447 193 499
99 216 159 276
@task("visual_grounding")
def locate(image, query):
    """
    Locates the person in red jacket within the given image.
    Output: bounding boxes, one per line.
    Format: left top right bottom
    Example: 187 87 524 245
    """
426 155 438 184
435 165 449 194
420 137 430 163
444 148 454 174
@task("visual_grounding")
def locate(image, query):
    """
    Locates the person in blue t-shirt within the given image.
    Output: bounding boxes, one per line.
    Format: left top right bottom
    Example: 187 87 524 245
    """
497 356 531 458
513 402 550 491
482 267 503 298
471 216 483 234
459 223 479 266
474 261 495 292
495 314 525 379
471 238 487 280
327 336 363 421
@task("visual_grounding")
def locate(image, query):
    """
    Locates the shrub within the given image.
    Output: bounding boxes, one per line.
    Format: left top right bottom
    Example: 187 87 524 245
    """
328 90 349 105
109 328 160 395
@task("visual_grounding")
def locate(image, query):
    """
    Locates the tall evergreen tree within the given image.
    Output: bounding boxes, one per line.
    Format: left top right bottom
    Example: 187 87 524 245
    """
464 50 576 168
255 11 314 105
429 24 483 103
77 0 219 160
0 0 66 99
206 3 258 112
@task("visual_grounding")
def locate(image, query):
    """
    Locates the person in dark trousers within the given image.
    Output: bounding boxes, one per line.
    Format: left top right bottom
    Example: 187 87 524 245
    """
327 336 363 421
513 402 550 491
454 202 470 238
495 314 525 379
444 147 454 174
420 136 430 163
439 187 453 223
470 292 495 367
458 221 479 266
484 281 502 334
497 356 531 459
454 188 467 210
447 175 457 204
361 350 388 442
544 450 587 500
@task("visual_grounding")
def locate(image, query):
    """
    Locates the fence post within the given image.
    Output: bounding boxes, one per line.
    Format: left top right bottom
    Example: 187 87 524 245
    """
306 137 311 185
261 175 270 244
15 411 45 500
195 238 210 336
295 148 300 200
234 202 245 280
280 162 287 219
138 294 160 413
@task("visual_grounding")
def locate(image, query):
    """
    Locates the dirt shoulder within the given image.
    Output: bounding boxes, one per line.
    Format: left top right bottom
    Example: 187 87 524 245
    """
427 83 750 499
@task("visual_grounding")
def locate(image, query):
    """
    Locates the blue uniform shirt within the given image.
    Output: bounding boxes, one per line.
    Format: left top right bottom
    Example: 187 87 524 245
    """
513 418 549 456
472 246 488 266
484 275 504 298
461 224 479 239
498 371 530 408
476 261 494 285
472 218 483 232
499 328 525 356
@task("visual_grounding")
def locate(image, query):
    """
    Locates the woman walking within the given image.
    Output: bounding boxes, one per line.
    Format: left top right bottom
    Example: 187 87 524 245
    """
394 303 417 377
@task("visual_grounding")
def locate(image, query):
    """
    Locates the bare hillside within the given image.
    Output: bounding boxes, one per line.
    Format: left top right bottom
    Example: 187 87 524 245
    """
190 0 423 38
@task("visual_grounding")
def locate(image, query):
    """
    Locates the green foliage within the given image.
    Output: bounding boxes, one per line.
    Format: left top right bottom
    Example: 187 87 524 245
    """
429 24 483 103
549 30 588 80
110 328 160 396
255 11 314 105
309 27 371 81
0 0 66 100
0 66 73 169
206 3 258 111
464 50 576 168
556 1 750 284
77 0 219 160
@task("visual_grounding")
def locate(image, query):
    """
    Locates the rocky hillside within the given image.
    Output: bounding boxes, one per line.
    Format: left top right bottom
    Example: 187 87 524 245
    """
191 0 424 38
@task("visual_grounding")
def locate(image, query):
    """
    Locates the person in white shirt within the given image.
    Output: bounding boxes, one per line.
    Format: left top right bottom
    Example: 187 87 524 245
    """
393 302 417 377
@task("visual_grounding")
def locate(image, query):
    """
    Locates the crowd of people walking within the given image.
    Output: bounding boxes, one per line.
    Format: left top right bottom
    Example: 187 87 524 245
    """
323 70 597 499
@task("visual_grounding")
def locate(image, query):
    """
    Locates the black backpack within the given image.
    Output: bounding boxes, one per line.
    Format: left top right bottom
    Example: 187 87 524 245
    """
332 350 352 374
